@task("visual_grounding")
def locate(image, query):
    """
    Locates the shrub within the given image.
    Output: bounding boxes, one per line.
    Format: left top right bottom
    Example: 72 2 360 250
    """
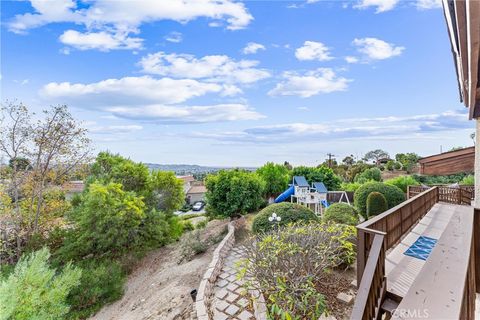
323 203 359 226
67 259 125 319
354 182 405 219
340 182 362 192
195 220 208 229
181 220 195 231
291 165 341 190
180 230 208 261
0 248 81 320
256 162 291 198
385 175 420 193
205 169 265 218
354 167 382 183
252 202 318 234
461 175 474 185
239 222 356 319
366 192 388 218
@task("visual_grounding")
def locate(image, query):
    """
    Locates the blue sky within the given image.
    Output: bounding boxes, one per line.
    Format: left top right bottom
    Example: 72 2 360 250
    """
1 0 474 166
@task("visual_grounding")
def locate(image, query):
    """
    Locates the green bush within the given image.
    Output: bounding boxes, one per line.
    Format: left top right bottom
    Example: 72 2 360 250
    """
0 248 82 320
354 182 405 219
256 162 291 198
366 192 388 218
252 202 318 234
195 220 208 229
67 259 125 319
340 182 362 192
461 175 474 185
354 167 382 183
385 175 419 193
205 169 265 218
323 203 359 226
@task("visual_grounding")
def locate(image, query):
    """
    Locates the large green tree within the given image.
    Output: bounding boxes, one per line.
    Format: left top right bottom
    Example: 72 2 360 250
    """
205 169 265 218
146 170 185 214
256 162 290 198
291 165 341 190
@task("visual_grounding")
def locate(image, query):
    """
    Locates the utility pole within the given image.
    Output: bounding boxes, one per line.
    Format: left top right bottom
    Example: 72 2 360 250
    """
326 153 336 168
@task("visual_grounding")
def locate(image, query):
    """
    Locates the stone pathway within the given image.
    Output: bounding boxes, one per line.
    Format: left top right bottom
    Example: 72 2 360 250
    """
212 246 255 320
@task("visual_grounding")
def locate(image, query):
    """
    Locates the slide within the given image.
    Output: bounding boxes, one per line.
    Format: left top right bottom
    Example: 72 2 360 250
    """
321 199 330 208
274 185 295 203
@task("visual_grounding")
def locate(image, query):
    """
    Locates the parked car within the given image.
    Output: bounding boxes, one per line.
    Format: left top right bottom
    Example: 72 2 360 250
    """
192 201 205 211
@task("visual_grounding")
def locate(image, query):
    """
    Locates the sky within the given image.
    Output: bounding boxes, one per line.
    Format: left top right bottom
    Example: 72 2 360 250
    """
1 0 475 167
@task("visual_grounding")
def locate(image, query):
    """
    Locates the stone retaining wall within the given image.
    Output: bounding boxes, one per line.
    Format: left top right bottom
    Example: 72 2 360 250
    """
195 218 245 320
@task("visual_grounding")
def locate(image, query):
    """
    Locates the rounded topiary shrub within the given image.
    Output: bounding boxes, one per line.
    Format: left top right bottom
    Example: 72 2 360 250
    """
252 202 318 234
354 181 405 219
366 192 388 218
323 203 359 226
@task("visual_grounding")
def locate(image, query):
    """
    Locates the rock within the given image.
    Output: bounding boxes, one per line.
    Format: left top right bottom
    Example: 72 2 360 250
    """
337 292 354 305
318 314 337 320
350 279 357 288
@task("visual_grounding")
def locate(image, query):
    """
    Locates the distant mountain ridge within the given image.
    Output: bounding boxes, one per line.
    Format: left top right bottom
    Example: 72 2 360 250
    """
145 163 257 175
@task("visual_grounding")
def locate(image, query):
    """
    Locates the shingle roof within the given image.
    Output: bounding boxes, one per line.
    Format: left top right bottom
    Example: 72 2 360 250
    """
187 185 207 194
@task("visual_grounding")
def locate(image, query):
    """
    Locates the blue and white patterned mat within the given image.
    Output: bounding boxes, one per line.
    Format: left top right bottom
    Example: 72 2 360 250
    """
404 236 437 261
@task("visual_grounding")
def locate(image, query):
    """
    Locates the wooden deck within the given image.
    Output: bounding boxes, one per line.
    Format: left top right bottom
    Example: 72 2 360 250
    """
385 203 459 299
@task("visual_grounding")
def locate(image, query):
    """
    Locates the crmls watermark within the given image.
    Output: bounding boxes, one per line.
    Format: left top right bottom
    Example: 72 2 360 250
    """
391 308 429 318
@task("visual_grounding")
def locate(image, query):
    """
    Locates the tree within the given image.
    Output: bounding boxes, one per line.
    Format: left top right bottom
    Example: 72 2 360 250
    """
205 169 265 218
146 171 185 214
291 165 341 190
256 162 290 198
342 155 355 166
395 153 420 173
354 167 382 183
363 149 389 165
62 182 146 258
0 247 81 320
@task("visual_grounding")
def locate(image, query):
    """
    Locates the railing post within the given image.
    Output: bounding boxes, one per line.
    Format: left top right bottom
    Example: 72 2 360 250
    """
474 208 480 293
407 185 410 199
357 228 366 289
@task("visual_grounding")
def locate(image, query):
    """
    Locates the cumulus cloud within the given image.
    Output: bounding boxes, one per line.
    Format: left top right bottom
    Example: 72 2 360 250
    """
138 52 271 85
243 42 266 54
354 0 400 13
192 109 471 144
345 56 359 64
59 30 143 51
295 41 333 61
164 31 183 43
108 104 264 123
40 76 223 106
9 0 252 50
351 37 404 62
269 68 349 98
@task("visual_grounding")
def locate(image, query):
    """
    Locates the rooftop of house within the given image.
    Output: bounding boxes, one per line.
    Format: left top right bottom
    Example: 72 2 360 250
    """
187 185 207 194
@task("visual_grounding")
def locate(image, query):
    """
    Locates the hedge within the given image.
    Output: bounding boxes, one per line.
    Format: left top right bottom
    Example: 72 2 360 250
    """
252 202 318 234
354 181 405 219
323 203 359 226
366 192 388 218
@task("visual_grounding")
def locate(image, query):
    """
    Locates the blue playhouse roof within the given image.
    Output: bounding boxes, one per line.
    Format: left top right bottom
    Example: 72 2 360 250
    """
293 176 309 187
313 182 328 193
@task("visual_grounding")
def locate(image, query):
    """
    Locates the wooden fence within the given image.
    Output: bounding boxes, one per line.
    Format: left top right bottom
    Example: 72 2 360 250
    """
408 185 473 203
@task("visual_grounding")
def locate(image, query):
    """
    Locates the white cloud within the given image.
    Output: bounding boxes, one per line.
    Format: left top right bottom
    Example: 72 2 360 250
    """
192 109 471 144
295 41 333 61
269 68 349 98
59 30 143 51
40 76 223 105
354 0 400 13
108 104 264 123
416 0 442 9
345 56 359 64
352 37 404 61
13 79 29 85
164 31 183 43
9 0 252 50
243 42 266 54
138 52 270 85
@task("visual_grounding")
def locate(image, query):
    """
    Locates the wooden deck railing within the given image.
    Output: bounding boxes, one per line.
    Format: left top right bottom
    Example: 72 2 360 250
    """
353 186 478 320
350 233 386 320
408 185 473 204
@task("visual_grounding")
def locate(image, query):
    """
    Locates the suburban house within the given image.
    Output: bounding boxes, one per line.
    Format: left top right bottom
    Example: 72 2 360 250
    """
62 180 85 200
351 1 480 319
186 182 207 204
418 146 475 175
177 175 195 194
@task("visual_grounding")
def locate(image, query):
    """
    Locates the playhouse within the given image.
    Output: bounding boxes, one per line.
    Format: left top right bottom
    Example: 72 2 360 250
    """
274 176 350 215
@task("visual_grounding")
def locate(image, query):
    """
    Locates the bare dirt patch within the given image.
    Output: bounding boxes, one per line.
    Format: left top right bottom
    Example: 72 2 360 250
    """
90 219 229 320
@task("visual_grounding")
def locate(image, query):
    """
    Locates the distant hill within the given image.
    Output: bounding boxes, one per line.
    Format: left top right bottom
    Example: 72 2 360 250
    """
145 163 257 175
